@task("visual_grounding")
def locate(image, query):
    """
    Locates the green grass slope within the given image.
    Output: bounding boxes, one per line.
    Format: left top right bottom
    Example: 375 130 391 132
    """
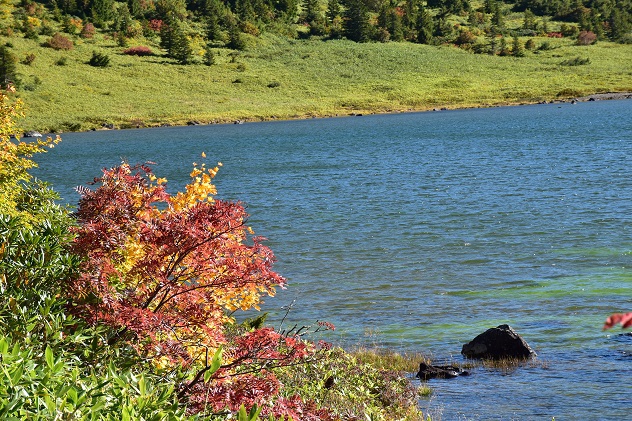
10 32 632 132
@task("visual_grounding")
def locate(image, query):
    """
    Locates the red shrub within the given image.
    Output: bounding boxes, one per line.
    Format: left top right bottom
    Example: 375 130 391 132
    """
148 19 163 32
577 30 597 45
123 45 154 56
81 22 96 39
546 32 563 38
43 33 73 50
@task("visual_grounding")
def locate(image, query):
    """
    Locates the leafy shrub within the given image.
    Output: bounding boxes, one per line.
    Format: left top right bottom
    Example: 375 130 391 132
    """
524 38 536 50
267 81 281 88
275 347 425 420
55 57 67 66
23 75 42 91
43 33 73 50
80 22 96 38
88 51 110 67
22 53 36 65
454 29 476 46
123 45 153 56
560 56 590 66
538 41 553 50
577 30 597 45
560 23 579 37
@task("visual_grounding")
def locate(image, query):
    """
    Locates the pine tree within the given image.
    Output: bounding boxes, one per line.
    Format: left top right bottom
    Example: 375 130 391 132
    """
378 2 404 42
512 35 525 57
326 0 341 23
160 16 193 63
204 45 215 65
0 45 18 88
343 0 371 42
416 3 434 44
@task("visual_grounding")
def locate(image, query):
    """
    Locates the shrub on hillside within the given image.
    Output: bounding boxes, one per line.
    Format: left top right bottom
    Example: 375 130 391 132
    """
43 33 73 50
560 23 579 37
123 45 153 56
81 22 96 38
22 53 36 65
88 51 110 67
577 30 597 45
560 56 590 66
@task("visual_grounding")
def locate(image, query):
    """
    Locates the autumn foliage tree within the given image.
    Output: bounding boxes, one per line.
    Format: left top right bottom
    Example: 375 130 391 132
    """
70 159 333 416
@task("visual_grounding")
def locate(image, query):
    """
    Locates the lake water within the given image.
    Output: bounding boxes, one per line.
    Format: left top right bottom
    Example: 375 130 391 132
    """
33 100 631 420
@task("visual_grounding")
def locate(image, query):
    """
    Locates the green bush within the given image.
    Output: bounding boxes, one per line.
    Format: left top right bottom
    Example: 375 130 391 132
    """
88 51 110 67
560 56 590 66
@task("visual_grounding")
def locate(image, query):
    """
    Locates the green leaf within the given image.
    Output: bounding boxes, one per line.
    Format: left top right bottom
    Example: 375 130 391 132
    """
10 364 23 386
45 346 54 370
204 346 223 382
138 375 146 396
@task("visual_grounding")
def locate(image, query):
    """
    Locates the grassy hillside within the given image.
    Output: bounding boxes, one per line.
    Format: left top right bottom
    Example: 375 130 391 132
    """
10 31 631 132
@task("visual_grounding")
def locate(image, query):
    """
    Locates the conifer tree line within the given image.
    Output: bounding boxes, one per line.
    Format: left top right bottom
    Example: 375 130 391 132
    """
4 0 632 65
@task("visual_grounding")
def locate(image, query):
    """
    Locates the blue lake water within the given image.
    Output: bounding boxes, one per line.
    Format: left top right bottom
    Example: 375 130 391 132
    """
33 100 632 420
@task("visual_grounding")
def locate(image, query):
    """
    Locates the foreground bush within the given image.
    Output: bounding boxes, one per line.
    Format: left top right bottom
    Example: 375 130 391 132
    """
1 90 426 419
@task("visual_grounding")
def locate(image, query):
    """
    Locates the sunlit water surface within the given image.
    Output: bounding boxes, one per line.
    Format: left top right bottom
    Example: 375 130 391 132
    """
33 100 632 420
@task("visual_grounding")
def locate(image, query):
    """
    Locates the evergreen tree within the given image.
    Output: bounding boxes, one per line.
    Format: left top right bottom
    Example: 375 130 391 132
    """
343 0 371 42
378 2 404 42
498 36 510 55
160 15 192 63
326 0 341 23
488 25 498 54
204 0 225 42
491 1 504 30
416 3 434 44
170 21 193 64
512 35 525 56
302 0 326 35
402 0 419 40
204 45 215 65
113 3 133 35
523 8 537 31
226 15 246 49
274 0 300 22
128 0 143 18
0 45 18 88
608 8 631 40
302 0 321 23
91 0 115 25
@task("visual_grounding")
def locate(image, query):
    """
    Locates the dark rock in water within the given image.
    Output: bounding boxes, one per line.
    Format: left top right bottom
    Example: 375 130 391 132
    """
416 362 469 380
187 120 200 126
461 324 536 360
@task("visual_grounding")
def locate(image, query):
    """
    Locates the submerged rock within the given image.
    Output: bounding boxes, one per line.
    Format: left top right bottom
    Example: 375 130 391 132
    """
461 324 536 360
416 362 469 380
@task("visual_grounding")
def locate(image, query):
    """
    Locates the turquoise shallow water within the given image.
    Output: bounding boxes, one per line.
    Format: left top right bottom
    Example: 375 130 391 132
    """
33 100 632 420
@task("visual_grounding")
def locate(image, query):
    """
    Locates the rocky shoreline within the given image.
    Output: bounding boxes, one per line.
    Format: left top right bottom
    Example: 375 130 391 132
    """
25 91 632 135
